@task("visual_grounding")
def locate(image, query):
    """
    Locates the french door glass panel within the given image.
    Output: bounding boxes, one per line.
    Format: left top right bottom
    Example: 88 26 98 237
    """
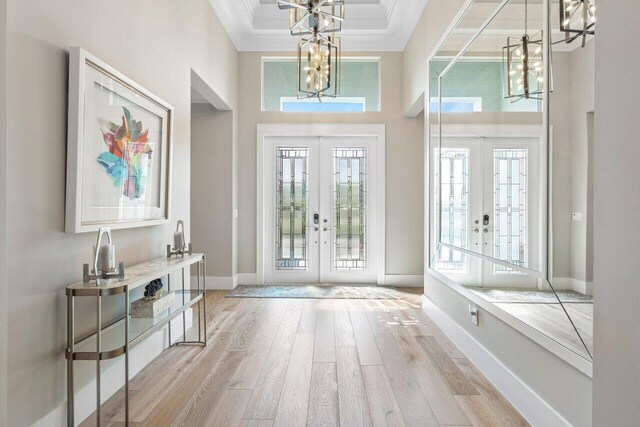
266 136 378 284
333 147 367 270
276 147 309 270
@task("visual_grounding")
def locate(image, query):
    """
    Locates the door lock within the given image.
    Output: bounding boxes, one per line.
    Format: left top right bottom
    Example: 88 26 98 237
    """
314 213 320 225
483 214 490 226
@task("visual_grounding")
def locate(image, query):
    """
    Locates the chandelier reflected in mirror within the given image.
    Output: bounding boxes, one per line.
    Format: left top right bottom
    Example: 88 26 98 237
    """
503 32 544 102
560 0 595 47
276 0 344 100
503 0 544 102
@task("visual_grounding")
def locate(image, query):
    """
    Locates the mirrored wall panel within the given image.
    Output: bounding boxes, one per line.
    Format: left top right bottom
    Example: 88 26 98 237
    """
429 0 594 361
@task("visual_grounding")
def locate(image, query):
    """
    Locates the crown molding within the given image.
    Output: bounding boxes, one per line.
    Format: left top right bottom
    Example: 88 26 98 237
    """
208 0 429 52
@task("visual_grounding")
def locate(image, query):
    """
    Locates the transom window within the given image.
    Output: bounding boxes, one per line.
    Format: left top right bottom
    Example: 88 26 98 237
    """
262 57 381 112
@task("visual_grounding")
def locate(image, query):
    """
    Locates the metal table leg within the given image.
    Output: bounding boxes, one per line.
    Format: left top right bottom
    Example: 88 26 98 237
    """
197 261 202 343
203 255 208 346
181 267 186 343
96 295 102 426
67 294 74 427
124 288 130 427
167 273 172 346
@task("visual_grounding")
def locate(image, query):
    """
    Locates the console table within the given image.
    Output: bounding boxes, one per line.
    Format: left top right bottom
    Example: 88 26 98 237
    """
65 253 207 427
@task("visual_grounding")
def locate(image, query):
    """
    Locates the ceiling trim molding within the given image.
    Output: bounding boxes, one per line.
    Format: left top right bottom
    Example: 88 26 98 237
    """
208 0 429 52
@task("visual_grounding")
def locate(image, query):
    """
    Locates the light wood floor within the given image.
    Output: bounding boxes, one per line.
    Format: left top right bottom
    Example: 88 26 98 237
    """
83 289 529 427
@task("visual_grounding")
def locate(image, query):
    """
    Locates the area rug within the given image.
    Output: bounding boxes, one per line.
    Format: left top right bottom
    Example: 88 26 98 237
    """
226 285 401 300
469 288 593 304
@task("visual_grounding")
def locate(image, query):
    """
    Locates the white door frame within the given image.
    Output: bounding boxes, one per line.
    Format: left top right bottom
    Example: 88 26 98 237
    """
257 124 386 285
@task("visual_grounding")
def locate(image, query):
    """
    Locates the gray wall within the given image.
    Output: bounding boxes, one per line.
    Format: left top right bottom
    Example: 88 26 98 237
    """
0 0 6 424
593 0 640 424
570 42 595 284
237 52 425 278
191 104 234 279
5 0 238 424
550 53 574 280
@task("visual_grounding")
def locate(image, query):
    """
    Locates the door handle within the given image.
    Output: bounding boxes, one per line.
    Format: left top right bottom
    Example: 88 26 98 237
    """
470 228 480 234
313 226 319 231
323 226 332 231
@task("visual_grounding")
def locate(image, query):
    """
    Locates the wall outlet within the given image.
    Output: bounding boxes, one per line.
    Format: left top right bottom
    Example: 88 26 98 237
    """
469 303 479 326
572 212 583 221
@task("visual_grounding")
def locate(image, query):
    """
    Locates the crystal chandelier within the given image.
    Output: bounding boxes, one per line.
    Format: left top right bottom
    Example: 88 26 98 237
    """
560 0 595 47
503 0 544 102
277 0 344 100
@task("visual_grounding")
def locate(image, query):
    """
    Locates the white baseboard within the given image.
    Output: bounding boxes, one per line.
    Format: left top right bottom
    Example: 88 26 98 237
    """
552 277 593 296
35 311 193 427
234 274 421 287
422 295 571 427
236 273 257 286
384 275 424 287
196 276 235 290
195 274 257 290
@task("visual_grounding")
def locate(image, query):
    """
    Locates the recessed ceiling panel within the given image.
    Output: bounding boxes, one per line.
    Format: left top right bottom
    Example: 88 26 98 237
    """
208 0 429 51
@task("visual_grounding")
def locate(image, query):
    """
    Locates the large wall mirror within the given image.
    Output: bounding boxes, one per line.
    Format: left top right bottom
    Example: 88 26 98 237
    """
428 0 594 363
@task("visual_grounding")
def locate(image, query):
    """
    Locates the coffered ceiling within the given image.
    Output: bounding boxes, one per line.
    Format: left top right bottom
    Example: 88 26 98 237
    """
207 0 430 51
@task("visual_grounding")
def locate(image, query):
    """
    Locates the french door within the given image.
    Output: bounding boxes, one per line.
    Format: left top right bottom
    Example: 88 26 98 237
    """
263 135 380 284
434 135 541 288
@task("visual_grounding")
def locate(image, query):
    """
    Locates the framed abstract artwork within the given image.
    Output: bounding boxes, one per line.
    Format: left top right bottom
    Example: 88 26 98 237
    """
66 47 173 233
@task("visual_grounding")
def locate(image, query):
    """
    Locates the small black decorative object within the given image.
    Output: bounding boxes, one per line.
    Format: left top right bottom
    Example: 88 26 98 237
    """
144 279 164 299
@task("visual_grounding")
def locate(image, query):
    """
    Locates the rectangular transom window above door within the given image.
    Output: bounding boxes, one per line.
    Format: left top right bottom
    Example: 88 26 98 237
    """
262 57 381 112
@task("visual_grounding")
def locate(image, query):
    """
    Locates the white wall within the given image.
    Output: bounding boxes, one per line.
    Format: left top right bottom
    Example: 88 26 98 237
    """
5 0 238 425
592 0 640 424
402 0 468 115
237 52 425 280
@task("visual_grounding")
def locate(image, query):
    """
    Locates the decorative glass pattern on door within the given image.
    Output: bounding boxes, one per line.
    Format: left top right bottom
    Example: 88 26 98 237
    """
333 148 367 269
276 148 309 270
435 149 469 271
493 148 528 272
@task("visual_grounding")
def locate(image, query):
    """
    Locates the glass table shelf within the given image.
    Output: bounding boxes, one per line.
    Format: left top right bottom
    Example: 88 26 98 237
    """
68 290 204 361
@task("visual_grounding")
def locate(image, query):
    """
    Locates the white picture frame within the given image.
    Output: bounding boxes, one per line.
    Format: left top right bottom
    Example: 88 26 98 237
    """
65 47 173 233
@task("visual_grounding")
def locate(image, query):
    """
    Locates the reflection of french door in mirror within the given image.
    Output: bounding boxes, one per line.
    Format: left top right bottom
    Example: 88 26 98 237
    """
263 135 380 284
435 135 541 288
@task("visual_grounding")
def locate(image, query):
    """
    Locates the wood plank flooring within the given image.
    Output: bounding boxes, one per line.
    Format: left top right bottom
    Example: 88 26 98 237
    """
81 289 529 427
